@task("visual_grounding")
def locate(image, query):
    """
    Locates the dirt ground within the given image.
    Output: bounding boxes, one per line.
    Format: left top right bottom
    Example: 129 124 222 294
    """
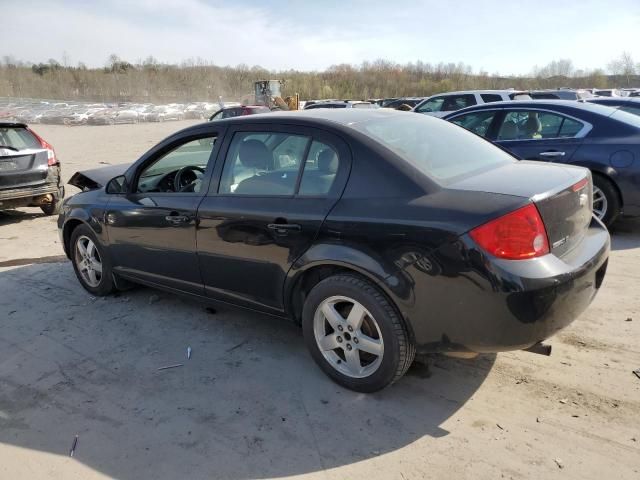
1 122 639 480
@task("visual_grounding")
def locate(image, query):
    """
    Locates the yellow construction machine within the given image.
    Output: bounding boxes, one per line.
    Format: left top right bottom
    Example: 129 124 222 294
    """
254 80 299 111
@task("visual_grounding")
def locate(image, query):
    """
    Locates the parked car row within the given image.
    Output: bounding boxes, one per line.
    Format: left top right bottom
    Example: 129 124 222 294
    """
0 99 227 126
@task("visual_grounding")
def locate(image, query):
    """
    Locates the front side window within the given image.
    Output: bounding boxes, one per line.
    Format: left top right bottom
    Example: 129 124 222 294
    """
450 111 497 137
137 137 216 193
497 111 585 140
219 132 311 195
415 97 445 113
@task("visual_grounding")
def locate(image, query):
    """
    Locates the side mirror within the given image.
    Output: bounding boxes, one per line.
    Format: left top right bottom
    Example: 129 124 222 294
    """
106 175 127 194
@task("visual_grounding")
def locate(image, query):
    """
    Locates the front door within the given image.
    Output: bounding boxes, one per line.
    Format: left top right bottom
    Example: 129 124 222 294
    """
106 134 219 294
196 125 350 313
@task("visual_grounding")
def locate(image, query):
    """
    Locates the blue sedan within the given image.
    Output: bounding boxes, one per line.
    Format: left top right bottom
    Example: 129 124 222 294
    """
443 100 640 226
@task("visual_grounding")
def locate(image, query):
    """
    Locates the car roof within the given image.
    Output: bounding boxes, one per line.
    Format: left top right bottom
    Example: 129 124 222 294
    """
587 97 640 104
442 99 618 118
209 107 404 128
425 89 527 96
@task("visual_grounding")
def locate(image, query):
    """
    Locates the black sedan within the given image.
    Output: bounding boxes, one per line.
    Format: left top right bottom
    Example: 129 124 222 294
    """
443 100 640 226
59 110 609 392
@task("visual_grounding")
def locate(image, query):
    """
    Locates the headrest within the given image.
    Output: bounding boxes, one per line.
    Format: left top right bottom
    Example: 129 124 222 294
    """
524 115 542 135
238 140 270 170
317 149 338 174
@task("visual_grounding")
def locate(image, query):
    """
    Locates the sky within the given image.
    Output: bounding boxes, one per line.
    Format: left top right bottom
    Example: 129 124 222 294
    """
2 0 639 75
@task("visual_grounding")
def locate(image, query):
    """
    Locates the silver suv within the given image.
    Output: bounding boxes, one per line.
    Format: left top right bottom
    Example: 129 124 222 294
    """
413 90 531 117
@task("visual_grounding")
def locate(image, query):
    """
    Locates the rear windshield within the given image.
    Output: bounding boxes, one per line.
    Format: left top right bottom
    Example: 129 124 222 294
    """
610 109 640 129
0 126 40 151
350 114 515 184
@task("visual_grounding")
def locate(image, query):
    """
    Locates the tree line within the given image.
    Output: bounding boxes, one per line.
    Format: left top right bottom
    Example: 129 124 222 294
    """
0 53 638 104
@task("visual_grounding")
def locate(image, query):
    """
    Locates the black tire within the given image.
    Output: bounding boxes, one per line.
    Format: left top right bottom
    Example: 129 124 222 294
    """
40 188 63 216
593 175 620 227
302 274 415 392
69 224 116 296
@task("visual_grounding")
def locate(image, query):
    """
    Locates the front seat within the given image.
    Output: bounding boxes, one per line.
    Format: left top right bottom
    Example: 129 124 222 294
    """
234 140 296 195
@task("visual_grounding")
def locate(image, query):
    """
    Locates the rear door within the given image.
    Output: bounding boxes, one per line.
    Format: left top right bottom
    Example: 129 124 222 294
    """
0 126 48 189
196 124 351 313
492 109 588 162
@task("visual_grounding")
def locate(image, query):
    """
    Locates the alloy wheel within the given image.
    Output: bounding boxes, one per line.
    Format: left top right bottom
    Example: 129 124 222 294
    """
592 185 608 220
313 295 384 378
75 235 103 288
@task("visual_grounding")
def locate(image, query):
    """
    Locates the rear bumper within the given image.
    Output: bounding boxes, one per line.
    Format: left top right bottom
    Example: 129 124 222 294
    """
0 166 61 209
390 217 610 354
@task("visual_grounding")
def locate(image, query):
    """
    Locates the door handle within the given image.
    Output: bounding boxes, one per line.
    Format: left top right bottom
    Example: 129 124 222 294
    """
268 223 301 234
539 151 566 158
165 213 191 225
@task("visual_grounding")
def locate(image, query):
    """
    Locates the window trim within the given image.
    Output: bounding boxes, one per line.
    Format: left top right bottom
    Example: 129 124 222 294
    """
448 108 593 142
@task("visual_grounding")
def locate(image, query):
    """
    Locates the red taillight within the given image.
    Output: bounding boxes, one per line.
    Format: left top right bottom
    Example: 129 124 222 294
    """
469 204 550 260
27 127 58 166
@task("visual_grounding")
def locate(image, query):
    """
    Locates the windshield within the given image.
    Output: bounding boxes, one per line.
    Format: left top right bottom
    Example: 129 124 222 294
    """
610 108 640 128
350 114 515 184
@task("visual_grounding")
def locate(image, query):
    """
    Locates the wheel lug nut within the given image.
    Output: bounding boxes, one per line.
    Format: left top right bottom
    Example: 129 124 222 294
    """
337 325 343 331
353 338 359 344
336 336 343 343
348 326 353 332
346 344 352 351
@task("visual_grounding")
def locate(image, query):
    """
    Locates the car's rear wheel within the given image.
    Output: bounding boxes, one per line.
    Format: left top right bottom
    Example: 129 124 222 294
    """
302 274 415 392
70 224 115 296
592 175 620 227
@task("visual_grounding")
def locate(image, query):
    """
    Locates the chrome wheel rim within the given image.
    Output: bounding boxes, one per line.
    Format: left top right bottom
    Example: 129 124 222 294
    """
75 235 103 288
592 185 608 220
313 296 384 379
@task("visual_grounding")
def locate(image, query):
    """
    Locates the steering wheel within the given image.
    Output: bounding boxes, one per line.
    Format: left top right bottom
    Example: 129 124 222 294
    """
174 166 205 192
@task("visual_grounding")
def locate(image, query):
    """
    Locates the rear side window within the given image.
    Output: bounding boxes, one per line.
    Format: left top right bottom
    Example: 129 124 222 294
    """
0 127 40 150
480 94 503 103
298 141 340 195
450 110 497 137
219 132 311 195
351 114 514 184
442 94 476 112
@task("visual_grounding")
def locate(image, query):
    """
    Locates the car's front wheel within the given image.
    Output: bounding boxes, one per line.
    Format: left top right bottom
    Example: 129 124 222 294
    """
302 274 415 392
70 224 115 296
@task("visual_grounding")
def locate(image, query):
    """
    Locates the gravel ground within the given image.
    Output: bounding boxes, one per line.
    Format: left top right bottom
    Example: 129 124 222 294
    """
1 122 639 480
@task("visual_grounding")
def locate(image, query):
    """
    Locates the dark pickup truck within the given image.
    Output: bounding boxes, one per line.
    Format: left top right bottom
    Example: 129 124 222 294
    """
0 122 63 215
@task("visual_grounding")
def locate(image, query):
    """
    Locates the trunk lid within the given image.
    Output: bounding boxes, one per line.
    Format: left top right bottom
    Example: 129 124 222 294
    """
450 161 592 257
